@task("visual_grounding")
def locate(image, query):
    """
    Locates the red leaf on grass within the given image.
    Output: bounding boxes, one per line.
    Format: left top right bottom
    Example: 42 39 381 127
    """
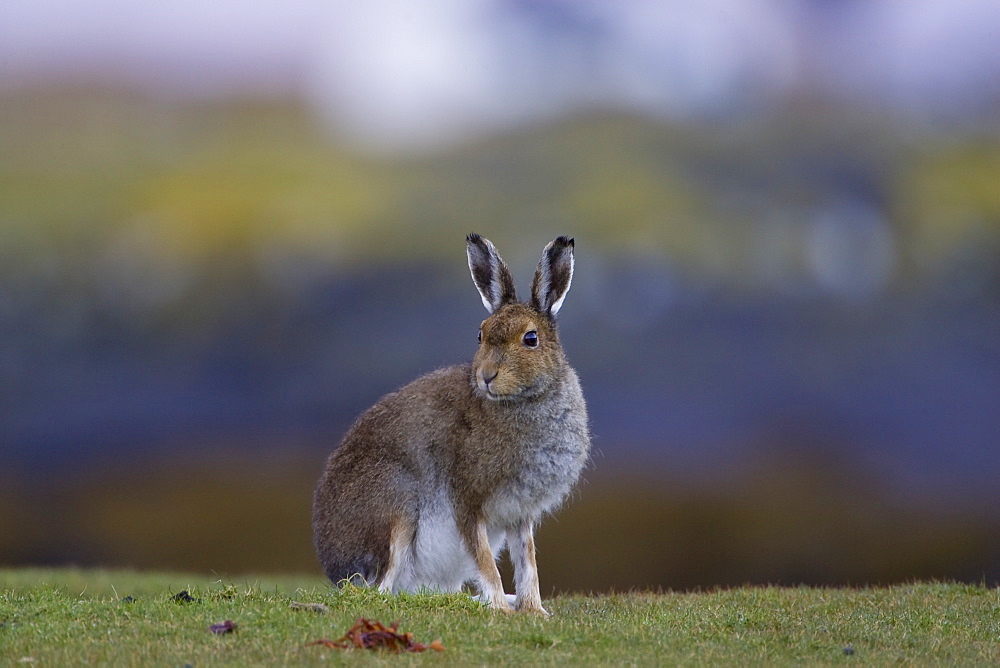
305 618 444 653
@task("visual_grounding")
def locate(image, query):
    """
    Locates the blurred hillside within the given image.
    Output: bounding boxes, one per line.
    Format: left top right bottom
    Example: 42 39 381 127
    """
2 87 999 587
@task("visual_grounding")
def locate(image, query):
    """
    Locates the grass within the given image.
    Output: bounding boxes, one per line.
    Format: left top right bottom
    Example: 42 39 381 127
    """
2 569 999 665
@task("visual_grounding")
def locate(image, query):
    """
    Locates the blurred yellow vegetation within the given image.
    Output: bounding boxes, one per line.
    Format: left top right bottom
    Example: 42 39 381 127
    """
135 148 389 259
1 87 999 285
897 144 1000 266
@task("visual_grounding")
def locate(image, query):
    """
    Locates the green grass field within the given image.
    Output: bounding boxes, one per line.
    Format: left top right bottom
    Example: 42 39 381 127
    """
2 569 998 665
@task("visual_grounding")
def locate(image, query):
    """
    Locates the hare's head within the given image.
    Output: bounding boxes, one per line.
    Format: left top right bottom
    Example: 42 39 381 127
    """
466 233 575 401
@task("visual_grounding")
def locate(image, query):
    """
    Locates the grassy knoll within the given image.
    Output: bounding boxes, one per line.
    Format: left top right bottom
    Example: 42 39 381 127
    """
2 568 998 665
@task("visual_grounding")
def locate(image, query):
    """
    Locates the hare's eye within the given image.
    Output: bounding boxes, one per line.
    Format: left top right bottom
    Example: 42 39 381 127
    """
523 330 538 347
477 329 482 344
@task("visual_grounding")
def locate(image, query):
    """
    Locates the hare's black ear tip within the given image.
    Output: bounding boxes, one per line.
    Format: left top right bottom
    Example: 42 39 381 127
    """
466 232 482 244
553 236 574 248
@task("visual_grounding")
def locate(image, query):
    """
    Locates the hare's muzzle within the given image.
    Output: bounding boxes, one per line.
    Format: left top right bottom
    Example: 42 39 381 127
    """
476 365 499 395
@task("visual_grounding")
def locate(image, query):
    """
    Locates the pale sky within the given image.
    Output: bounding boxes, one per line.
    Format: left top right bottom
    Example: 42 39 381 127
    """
3 0 999 150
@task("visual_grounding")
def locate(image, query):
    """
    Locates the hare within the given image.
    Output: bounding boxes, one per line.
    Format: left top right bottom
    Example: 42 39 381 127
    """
312 233 590 614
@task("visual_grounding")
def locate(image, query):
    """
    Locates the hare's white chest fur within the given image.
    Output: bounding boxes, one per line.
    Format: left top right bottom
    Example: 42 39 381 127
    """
483 443 584 524
483 383 589 525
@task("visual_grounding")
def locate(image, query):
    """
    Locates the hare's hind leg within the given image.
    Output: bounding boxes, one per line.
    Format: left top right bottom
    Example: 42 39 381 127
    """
378 517 416 594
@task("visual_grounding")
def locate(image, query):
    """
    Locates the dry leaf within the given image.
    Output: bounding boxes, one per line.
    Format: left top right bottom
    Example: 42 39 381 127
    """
306 618 445 653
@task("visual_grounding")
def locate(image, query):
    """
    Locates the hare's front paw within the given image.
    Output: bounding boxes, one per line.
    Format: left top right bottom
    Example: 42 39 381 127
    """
515 599 550 617
489 596 515 614
471 592 515 613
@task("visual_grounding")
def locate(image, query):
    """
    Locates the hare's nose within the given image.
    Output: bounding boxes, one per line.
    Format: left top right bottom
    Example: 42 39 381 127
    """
480 368 498 385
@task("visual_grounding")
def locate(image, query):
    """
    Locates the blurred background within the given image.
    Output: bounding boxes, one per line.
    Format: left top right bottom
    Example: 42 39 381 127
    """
2 0 999 591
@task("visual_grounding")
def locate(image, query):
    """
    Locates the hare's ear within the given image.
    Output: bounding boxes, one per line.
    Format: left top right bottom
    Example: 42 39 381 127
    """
467 233 517 313
531 236 574 316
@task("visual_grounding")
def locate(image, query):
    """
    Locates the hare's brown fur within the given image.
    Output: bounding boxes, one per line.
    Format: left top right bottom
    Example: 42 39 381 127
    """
312 234 589 613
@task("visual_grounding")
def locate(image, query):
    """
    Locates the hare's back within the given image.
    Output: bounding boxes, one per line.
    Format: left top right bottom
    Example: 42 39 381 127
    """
316 363 473 502
337 363 472 445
